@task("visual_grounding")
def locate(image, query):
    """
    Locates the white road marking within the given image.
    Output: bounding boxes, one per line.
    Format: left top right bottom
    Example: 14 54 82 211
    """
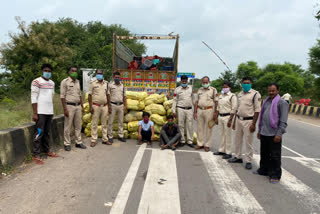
288 118 320 128
137 149 181 214
109 144 147 214
200 152 265 214
253 155 320 212
288 157 320 175
283 145 305 158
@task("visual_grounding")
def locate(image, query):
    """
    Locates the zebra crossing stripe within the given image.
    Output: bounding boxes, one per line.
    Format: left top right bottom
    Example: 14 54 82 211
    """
110 144 147 214
289 157 320 175
201 152 266 214
137 149 181 214
253 155 320 212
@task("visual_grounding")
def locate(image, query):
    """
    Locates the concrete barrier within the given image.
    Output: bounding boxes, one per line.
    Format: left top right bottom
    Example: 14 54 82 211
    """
289 104 320 118
0 115 64 168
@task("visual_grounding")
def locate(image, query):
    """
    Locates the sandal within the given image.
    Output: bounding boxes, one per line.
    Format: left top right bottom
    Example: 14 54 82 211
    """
90 142 96 147
32 157 44 165
270 178 279 184
46 152 59 158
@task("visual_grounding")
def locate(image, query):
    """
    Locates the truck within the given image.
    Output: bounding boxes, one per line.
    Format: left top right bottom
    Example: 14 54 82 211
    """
112 34 179 96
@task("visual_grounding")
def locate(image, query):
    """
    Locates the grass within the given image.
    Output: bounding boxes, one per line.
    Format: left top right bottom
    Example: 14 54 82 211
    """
0 94 64 130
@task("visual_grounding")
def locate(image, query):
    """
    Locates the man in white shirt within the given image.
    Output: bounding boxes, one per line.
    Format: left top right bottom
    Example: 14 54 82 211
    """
138 112 154 145
31 64 58 165
281 93 292 104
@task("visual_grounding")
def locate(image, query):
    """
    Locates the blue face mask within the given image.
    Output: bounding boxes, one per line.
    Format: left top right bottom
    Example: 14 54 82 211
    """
242 83 252 92
181 83 188 88
43 72 52 79
96 74 103 80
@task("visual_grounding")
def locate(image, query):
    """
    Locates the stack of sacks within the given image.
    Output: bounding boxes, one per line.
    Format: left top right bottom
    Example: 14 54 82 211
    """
82 91 175 141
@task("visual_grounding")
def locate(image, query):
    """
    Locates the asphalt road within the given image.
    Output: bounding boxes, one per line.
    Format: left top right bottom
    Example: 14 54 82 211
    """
0 115 319 214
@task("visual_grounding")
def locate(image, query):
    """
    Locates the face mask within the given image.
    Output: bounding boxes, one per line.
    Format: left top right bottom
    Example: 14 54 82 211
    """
96 74 103 80
167 122 174 126
242 83 251 92
114 78 121 84
144 118 149 123
202 83 210 88
222 88 230 94
43 72 52 79
181 83 188 88
70 72 78 79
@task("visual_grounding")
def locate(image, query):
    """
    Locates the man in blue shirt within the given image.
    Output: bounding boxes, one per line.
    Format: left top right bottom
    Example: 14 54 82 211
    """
138 112 155 145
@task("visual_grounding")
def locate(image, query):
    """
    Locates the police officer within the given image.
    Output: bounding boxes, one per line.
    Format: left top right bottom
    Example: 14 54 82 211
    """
107 72 127 143
213 81 237 159
194 76 218 152
172 75 195 148
60 66 87 151
88 69 109 147
228 76 261 170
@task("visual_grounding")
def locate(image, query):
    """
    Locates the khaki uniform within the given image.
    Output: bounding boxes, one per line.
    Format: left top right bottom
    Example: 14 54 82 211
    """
217 92 237 155
108 82 126 139
235 89 261 162
172 86 194 145
60 77 82 146
88 80 109 143
196 86 218 147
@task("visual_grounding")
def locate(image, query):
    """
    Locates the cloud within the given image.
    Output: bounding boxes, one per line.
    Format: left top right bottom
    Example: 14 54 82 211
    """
0 0 319 79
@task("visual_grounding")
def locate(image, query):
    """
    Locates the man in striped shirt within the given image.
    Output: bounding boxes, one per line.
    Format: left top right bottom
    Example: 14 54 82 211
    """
31 64 59 165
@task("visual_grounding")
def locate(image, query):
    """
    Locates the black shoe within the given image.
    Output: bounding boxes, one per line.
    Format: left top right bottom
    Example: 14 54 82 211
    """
187 144 195 148
228 157 243 163
119 138 126 142
245 163 252 170
108 138 113 143
179 143 185 147
64 145 71 151
213 152 225 156
75 144 87 149
222 154 232 159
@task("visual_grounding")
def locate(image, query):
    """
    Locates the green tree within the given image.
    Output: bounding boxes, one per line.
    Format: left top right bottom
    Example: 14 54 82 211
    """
0 17 146 96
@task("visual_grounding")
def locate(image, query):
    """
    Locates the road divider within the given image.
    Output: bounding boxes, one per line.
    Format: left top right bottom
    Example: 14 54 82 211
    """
0 115 64 169
289 104 320 118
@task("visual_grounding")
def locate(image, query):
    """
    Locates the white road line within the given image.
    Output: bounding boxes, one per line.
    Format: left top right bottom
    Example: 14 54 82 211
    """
200 152 265 214
288 118 320 128
137 149 181 214
288 157 320 175
283 145 305 158
109 144 147 214
253 155 320 212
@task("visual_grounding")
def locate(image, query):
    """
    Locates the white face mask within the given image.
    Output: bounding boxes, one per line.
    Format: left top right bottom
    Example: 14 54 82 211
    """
202 83 210 88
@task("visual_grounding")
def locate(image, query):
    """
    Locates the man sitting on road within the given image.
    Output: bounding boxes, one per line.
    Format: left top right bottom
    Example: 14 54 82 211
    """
138 112 155 145
160 115 181 150
255 83 289 184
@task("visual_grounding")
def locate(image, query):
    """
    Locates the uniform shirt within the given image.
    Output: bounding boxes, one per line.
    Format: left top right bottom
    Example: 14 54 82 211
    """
108 82 126 103
138 120 154 131
31 77 55 115
197 86 218 107
237 89 261 117
172 85 194 114
260 99 288 137
60 77 81 103
217 92 237 114
88 80 108 104
161 123 180 138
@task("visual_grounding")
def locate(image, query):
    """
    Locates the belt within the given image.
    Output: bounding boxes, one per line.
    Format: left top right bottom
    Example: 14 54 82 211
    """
66 102 81 106
93 102 107 107
237 115 254 120
219 113 231 117
197 106 213 110
177 106 192 110
111 102 123 106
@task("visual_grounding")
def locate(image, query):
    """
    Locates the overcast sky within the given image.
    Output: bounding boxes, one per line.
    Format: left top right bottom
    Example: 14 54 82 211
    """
0 0 319 79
